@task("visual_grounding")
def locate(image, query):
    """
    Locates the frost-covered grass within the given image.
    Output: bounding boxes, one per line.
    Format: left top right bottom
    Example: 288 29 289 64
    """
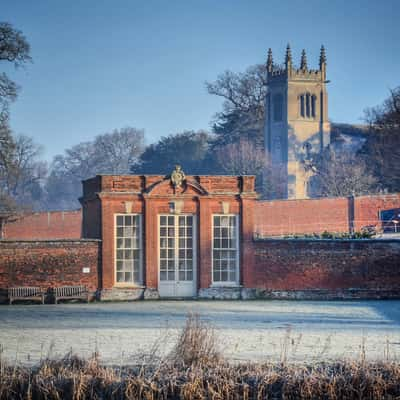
0 300 400 366
1 313 400 399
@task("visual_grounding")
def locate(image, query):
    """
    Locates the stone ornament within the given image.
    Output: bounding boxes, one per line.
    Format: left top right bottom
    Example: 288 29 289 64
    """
170 165 186 188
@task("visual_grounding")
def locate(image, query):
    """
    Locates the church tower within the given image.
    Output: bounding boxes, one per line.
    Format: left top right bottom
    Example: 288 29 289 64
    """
264 45 330 199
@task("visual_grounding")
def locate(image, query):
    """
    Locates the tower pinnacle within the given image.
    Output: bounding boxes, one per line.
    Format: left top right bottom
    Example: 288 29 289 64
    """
319 45 327 68
300 49 307 70
285 44 292 67
267 48 273 72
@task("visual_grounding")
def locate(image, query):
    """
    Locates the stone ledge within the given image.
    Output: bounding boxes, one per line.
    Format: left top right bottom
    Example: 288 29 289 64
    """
241 288 400 300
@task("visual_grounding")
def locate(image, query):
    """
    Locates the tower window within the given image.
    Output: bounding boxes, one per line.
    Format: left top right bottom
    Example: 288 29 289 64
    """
311 95 316 118
305 93 310 118
273 94 283 122
299 93 316 119
300 95 305 117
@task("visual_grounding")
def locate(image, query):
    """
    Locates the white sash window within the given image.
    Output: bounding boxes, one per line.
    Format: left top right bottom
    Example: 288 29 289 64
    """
115 214 142 285
212 215 239 284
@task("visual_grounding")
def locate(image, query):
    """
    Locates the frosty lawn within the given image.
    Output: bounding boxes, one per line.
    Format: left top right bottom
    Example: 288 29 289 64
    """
0 300 399 365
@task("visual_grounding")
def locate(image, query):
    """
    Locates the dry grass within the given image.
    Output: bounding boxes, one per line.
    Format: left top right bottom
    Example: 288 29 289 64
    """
169 312 221 366
1 314 400 399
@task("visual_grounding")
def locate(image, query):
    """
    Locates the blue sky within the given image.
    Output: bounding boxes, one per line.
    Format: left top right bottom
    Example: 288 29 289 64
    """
2 0 399 160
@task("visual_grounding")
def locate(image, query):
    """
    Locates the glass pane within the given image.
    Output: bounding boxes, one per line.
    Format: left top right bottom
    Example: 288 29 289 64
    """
187 216 193 225
160 271 167 281
117 227 124 237
125 250 133 259
117 272 124 282
117 250 124 259
160 216 167 226
168 271 175 280
187 270 193 281
125 272 132 282
116 216 124 226
117 238 123 248
125 216 132 226
179 216 185 226
168 216 174 225
179 271 186 280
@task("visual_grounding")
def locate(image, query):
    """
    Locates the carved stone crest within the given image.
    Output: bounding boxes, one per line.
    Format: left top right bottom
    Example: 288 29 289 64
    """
170 165 186 188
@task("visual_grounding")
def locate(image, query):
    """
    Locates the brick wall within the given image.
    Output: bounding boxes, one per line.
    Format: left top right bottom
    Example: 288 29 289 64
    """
254 197 350 236
255 194 400 237
2 211 82 240
250 239 400 293
0 240 100 301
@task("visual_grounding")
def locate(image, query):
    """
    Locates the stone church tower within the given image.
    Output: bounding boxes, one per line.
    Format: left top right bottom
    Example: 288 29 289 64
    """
264 45 330 199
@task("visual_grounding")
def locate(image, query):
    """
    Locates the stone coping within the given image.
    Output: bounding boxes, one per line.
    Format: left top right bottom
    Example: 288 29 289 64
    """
253 237 400 243
0 239 101 243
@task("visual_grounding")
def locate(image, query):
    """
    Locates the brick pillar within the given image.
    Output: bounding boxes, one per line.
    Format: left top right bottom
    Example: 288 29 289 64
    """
240 196 257 288
198 197 212 288
100 197 114 289
144 197 158 289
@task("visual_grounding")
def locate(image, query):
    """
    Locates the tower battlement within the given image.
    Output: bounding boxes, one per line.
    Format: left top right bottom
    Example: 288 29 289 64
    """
267 45 327 83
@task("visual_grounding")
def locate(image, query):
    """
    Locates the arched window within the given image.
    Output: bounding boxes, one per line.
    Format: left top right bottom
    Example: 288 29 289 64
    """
273 94 283 122
300 95 305 117
311 95 316 118
305 93 310 118
299 93 316 119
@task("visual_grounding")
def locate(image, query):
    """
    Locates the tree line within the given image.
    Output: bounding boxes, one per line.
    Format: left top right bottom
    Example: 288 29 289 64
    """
1 22 399 213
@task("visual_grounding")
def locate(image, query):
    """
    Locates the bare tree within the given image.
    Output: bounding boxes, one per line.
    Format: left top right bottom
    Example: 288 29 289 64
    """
309 149 378 197
45 127 145 210
362 87 400 192
206 64 267 118
93 127 144 174
206 64 267 147
0 22 31 118
215 139 267 176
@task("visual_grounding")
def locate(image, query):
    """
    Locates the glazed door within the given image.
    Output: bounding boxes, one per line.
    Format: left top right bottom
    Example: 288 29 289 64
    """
158 214 196 297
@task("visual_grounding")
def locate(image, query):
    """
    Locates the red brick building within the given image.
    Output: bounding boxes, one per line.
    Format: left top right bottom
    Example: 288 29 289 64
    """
80 169 257 300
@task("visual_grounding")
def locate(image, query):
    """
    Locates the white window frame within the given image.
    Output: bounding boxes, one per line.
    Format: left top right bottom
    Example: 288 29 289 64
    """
211 214 240 286
158 214 196 283
114 213 143 287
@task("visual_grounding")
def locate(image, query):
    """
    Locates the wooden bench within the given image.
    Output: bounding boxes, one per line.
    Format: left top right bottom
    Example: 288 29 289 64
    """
54 285 89 304
8 287 45 305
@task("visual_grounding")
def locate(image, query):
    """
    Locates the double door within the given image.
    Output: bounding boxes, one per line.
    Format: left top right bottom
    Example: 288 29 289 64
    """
158 214 196 297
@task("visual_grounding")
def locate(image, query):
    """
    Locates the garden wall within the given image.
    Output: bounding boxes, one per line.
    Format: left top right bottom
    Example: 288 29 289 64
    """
2 210 82 240
244 238 400 299
254 193 400 237
0 240 100 302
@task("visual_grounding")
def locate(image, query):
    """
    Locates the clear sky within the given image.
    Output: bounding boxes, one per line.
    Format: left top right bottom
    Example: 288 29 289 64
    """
2 0 399 160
